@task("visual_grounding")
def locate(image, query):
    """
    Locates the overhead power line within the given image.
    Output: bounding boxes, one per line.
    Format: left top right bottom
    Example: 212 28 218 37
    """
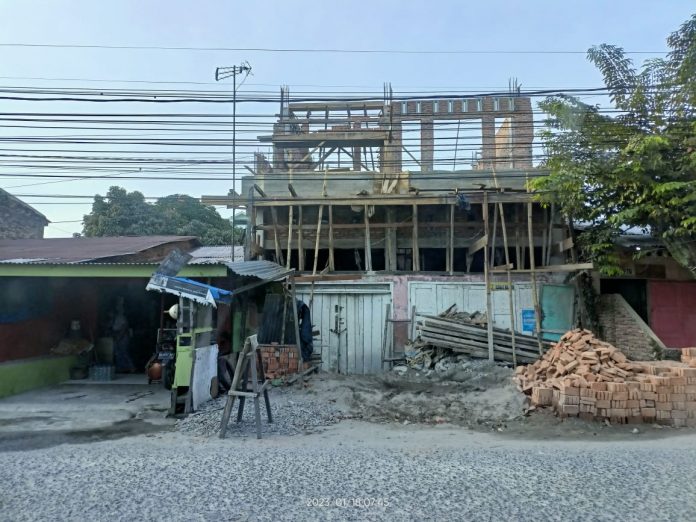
0 42 668 55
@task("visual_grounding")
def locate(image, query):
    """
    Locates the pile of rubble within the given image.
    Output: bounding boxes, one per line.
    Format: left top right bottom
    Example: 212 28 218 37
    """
514 329 696 427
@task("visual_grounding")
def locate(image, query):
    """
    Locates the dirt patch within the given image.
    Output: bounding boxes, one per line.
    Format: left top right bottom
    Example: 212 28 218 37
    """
349 366 525 428
0 418 171 452
294 366 693 440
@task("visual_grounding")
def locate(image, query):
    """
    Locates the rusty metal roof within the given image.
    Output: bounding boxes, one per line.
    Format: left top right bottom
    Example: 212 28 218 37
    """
226 260 293 281
0 236 198 264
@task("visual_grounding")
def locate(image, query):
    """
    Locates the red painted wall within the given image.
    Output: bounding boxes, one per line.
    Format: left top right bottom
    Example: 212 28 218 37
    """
649 281 696 348
0 279 98 363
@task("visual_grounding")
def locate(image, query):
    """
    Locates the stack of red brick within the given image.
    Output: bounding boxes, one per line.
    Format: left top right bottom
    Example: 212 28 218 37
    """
682 347 696 367
515 329 696 427
259 344 299 380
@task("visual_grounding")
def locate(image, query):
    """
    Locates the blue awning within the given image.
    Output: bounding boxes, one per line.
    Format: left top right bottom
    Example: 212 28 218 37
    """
146 274 232 307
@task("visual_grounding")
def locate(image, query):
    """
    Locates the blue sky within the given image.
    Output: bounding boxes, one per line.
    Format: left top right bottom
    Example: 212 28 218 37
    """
0 0 693 237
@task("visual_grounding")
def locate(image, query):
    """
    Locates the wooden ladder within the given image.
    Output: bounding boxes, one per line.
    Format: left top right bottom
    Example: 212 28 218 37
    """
219 334 273 439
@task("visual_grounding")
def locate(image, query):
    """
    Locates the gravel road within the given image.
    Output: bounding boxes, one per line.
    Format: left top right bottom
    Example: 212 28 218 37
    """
1 421 695 522
177 386 343 437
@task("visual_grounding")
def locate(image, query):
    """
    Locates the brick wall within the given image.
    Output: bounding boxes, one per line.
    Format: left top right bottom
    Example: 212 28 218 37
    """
0 191 47 239
259 344 300 379
599 293 664 361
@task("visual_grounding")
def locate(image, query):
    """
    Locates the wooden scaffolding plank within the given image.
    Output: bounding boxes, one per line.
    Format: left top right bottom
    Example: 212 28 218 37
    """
328 204 335 271
364 205 373 272
527 200 543 355
448 203 455 275
412 203 420 271
483 193 494 362
312 205 324 275
286 205 293 270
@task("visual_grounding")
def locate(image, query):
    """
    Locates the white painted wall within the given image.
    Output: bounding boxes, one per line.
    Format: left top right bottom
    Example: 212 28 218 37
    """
407 281 535 334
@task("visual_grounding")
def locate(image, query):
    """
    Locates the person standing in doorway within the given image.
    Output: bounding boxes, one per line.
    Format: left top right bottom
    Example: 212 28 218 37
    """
111 296 136 373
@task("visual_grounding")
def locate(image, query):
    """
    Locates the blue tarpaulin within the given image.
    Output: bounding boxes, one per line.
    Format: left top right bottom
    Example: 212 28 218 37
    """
146 274 232 306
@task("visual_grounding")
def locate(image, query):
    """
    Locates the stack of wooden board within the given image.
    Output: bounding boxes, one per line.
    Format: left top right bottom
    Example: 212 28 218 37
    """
515 329 696 427
417 313 547 364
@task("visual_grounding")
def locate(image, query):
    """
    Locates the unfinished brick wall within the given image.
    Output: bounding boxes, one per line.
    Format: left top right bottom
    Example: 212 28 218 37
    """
599 294 661 361
259 344 299 379
0 191 47 239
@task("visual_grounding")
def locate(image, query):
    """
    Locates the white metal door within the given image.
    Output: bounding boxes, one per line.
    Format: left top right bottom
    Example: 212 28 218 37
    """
295 283 392 374
408 281 536 334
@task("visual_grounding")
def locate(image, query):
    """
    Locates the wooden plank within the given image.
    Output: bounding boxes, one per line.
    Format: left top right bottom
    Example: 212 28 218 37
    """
381 303 391 370
419 319 541 349
419 329 540 359
491 262 593 273
448 204 454 275
417 331 538 362
469 234 489 255
298 206 304 271
541 204 548 266
515 205 521 269
418 318 542 346
483 194 494 362
312 205 324 275
270 207 284 266
410 305 417 340
294 274 362 283
286 205 293 270
364 205 373 272
496 199 517 367
231 193 537 208
527 201 543 355
490 202 498 268
546 203 555 265
290 275 303 363
402 144 422 169
219 337 252 438
328 204 335 271
412 204 420 271
557 236 574 253
385 207 397 271
419 314 543 339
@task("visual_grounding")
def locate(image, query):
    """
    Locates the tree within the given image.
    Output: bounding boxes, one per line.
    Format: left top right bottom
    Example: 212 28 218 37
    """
83 186 241 246
533 14 696 276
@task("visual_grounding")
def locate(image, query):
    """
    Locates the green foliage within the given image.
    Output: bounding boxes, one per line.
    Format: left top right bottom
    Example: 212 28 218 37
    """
534 14 696 276
83 186 241 246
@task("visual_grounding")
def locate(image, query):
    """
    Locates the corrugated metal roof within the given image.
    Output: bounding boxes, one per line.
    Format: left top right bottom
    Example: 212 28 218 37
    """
226 260 292 281
0 236 198 264
189 245 245 264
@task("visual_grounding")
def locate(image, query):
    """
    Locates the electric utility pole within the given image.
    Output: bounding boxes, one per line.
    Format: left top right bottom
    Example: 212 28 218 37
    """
215 62 251 261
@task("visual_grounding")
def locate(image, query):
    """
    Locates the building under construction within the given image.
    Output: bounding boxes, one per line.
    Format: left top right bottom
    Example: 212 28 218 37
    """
204 86 589 374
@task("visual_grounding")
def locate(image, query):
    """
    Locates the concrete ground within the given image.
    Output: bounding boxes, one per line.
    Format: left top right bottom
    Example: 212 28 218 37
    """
1 377 695 521
0 377 172 452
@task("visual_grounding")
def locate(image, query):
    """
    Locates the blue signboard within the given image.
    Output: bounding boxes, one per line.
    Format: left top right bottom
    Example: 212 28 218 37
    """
521 309 536 334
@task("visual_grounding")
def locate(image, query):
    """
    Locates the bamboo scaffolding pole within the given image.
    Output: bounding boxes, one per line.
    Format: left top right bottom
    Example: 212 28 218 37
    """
483 193 494 362
527 200 544 355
